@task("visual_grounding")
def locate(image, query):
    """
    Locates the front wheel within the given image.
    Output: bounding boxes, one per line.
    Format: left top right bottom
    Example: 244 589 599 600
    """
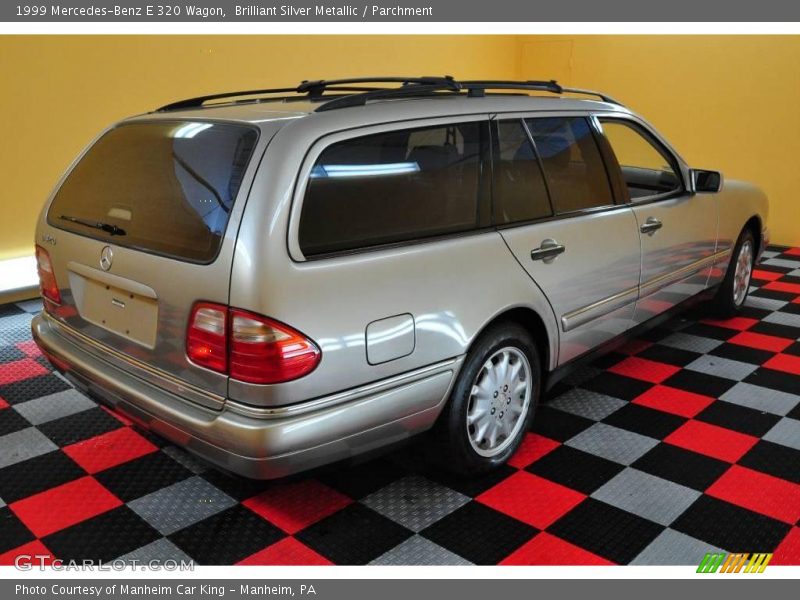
433 323 541 475
709 228 755 318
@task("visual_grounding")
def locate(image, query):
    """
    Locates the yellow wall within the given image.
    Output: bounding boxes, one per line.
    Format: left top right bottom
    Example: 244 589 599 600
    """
0 35 520 261
1 35 798 264
520 35 800 247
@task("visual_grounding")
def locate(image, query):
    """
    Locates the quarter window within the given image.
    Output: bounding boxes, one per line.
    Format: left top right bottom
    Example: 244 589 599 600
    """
599 120 682 200
493 120 552 224
299 122 486 256
525 117 614 214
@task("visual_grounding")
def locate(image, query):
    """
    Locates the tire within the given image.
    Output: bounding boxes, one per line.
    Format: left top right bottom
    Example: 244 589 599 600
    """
432 323 541 475
709 228 756 318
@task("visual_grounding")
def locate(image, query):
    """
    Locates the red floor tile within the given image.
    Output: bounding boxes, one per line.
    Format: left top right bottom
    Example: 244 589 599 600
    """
63 427 158 474
0 396 8 409
763 281 800 295
0 358 48 386
15 340 42 358
728 331 794 353
701 317 758 331
9 476 121 538
762 353 800 376
507 433 560 469
707 465 800 524
237 537 333 566
0 540 54 566
773 527 800 565
242 480 352 534
608 357 680 384
751 270 784 282
633 385 715 418
784 248 800 257
477 471 585 530
664 420 759 463
500 532 614 565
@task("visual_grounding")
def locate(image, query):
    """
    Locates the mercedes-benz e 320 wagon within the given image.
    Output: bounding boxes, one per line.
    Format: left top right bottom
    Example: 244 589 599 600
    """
32 77 769 478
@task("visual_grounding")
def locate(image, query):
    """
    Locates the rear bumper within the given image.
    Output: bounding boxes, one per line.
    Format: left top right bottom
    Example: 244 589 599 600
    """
31 313 458 479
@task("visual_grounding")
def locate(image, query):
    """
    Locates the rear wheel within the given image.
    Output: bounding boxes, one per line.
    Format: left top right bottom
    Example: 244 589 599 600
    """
709 228 755 318
433 323 540 475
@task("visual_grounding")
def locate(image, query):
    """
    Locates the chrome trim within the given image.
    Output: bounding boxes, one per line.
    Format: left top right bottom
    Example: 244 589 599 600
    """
561 286 638 333
226 356 463 420
639 249 731 297
42 311 225 408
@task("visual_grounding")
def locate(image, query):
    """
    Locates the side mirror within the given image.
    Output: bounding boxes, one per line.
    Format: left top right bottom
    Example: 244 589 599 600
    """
691 169 723 193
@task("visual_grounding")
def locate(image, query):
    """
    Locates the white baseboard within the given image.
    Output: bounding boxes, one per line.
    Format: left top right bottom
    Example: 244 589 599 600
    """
0 255 38 294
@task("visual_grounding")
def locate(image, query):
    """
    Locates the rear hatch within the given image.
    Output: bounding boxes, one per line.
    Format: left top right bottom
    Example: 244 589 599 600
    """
39 119 261 409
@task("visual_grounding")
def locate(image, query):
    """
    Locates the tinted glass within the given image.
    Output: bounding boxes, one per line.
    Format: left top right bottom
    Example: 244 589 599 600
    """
49 121 258 262
494 120 552 224
526 117 613 214
300 122 484 256
600 120 682 199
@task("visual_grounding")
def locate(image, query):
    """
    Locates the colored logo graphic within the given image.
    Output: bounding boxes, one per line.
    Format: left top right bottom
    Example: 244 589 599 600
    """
697 552 773 573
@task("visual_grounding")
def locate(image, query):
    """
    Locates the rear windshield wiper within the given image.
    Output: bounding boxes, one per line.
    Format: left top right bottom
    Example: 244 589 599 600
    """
59 215 127 236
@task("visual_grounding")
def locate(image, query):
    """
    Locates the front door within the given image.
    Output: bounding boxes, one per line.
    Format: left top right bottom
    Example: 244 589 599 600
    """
494 115 641 364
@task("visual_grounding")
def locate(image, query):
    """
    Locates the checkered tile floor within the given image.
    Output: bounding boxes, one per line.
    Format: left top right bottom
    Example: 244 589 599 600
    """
1 247 800 566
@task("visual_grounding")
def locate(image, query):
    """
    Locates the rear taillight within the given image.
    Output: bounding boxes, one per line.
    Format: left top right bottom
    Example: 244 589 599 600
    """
35 245 61 305
186 303 321 384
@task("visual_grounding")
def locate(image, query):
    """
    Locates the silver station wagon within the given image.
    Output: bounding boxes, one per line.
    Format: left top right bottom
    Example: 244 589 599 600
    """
32 77 769 478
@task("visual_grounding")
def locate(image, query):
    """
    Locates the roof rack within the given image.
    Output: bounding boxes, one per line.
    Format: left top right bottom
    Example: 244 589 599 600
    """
155 76 623 113
155 76 461 112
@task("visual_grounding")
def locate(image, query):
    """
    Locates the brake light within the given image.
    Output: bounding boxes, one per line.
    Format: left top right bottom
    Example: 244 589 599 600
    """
35 245 61 305
186 303 227 373
186 303 321 384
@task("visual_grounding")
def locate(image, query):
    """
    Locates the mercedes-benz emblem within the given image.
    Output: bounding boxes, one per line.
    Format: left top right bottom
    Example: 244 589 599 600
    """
100 246 114 271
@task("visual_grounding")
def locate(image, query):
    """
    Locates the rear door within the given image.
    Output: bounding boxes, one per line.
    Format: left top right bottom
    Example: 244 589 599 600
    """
494 115 641 364
596 117 717 324
38 119 263 408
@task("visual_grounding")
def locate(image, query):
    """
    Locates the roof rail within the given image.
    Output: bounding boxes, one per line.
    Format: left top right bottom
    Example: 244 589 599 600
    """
155 76 460 112
155 76 623 113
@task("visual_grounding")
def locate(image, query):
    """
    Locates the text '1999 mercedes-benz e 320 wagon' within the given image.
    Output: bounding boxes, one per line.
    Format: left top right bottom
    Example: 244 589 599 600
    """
32 76 769 479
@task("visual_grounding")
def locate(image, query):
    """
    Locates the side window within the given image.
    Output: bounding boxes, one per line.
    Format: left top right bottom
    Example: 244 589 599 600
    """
600 120 682 200
299 122 485 256
493 120 552 224
526 117 614 214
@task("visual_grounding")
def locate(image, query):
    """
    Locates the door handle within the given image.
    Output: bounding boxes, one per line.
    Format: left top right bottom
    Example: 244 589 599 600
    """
531 239 566 262
640 217 663 235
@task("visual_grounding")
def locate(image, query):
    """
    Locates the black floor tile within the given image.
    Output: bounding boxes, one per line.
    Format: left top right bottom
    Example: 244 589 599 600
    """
602 403 686 440
0 507 35 554
530 405 594 442
96 451 194 502
739 440 800 485
663 369 737 398
696 401 781 438
0 450 85 504
38 406 123 447
638 344 702 367
527 446 624 495
0 374 71 405
582 372 653 402
421 501 536 565
632 444 729 491
169 505 285 565
547 498 664 564
296 503 412 565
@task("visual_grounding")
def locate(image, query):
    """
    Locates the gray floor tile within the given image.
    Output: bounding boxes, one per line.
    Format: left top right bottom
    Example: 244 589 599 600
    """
12 389 95 425
685 355 759 382
369 534 472 565
0 427 57 469
762 258 800 270
565 423 659 465
116 538 193 564
549 388 626 421
632 529 725 565
745 296 787 311
660 333 722 354
15 299 43 314
592 468 701 526
362 475 470 532
763 311 800 328
763 418 800 451
128 476 236 535
720 382 800 416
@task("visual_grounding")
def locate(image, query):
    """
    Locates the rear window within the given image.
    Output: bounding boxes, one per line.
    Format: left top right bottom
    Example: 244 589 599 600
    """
299 122 486 257
48 121 259 263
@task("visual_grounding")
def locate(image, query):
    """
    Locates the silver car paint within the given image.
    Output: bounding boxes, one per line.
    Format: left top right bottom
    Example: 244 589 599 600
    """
32 94 768 478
